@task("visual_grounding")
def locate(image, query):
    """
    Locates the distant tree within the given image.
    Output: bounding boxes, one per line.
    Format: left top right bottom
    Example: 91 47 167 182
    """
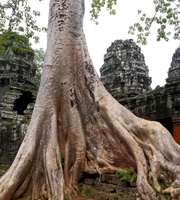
0 0 47 53
33 48 45 89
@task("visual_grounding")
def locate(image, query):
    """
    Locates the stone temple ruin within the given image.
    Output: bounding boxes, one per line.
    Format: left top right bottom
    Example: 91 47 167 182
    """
100 39 180 144
0 37 37 163
100 39 152 99
1 37 180 164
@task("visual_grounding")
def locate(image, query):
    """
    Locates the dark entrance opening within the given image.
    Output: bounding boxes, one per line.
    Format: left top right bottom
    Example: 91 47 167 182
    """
158 118 173 136
0 78 9 87
13 91 34 115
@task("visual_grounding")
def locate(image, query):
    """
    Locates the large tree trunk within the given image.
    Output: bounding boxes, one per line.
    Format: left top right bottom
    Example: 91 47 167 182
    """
1 0 180 199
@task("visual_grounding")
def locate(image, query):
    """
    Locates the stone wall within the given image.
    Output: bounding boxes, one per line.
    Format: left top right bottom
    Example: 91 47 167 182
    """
77 174 138 200
0 36 37 163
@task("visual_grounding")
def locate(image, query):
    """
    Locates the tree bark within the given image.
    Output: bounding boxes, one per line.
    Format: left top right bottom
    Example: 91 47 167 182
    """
1 0 180 199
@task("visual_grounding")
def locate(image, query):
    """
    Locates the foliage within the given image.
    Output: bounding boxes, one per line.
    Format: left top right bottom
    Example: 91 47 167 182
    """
33 48 45 88
134 130 138 134
116 169 137 182
90 184 98 190
1 0 180 48
78 183 83 192
28 198 37 200
148 179 153 186
0 31 30 54
118 191 128 196
90 0 117 24
128 0 180 44
85 191 92 196
90 0 180 44
0 0 47 53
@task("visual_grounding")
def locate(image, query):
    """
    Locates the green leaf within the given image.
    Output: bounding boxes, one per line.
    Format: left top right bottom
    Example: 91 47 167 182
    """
162 18 167 23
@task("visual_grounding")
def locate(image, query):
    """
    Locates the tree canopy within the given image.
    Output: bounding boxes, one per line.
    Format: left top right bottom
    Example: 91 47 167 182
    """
0 0 47 53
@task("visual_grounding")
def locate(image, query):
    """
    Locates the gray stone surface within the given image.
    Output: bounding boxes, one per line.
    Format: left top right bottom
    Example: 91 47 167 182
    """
0 36 37 163
100 40 180 139
100 39 152 101
167 45 180 82
79 174 138 200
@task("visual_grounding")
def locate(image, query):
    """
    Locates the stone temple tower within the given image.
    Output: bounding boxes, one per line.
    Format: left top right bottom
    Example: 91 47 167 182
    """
167 45 180 82
100 39 152 101
100 41 180 143
0 36 37 163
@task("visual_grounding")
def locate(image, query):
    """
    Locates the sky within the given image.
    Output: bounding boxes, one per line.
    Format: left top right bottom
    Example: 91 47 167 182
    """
30 0 180 89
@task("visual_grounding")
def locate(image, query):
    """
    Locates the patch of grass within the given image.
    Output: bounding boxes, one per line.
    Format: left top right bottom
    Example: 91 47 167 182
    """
22 193 28 198
148 180 153 186
28 197 37 200
85 191 91 197
118 191 128 196
78 183 83 192
116 169 137 182
90 184 99 191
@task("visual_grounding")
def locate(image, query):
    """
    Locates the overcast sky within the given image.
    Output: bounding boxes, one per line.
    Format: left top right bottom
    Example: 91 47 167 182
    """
30 0 179 89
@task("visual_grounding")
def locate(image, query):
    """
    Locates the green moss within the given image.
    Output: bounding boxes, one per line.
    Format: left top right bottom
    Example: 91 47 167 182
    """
78 183 83 192
0 164 10 176
177 83 180 89
90 184 99 190
2 120 16 125
85 191 91 196
118 191 128 196
154 87 163 93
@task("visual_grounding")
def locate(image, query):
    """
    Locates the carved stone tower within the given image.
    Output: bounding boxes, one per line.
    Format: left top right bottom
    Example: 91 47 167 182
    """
100 41 180 144
167 45 180 83
0 36 37 163
100 39 152 101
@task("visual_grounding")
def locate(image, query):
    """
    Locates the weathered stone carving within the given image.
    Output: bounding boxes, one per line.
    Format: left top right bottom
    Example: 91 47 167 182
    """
100 39 152 101
0 36 37 163
101 40 180 144
167 45 180 82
